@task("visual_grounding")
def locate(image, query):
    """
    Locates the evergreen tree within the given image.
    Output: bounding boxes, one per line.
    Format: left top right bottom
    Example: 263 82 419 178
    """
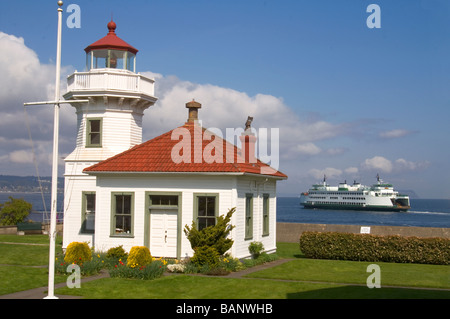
184 207 236 255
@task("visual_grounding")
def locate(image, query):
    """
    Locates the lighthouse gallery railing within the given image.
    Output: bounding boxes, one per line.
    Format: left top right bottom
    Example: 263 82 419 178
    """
66 69 155 96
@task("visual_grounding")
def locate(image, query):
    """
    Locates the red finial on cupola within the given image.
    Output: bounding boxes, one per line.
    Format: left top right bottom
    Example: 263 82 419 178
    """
107 19 117 34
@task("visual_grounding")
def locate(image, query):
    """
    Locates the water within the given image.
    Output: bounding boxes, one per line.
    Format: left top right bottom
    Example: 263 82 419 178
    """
277 197 450 228
0 192 64 223
1 193 449 228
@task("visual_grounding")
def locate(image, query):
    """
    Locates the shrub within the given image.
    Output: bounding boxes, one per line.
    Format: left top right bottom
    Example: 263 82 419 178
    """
248 241 265 259
127 246 152 268
191 246 220 268
184 207 235 255
0 197 32 225
299 231 450 265
64 242 92 265
106 245 128 260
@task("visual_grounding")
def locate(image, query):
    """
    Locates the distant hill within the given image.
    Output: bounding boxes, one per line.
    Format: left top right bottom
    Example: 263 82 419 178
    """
0 175 64 193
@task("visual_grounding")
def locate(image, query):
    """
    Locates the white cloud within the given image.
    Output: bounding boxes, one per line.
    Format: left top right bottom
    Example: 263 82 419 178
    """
361 156 393 173
289 143 322 156
7 150 34 164
379 129 414 139
0 31 74 175
394 158 430 172
361 155 429 173
308 167 343 180
344 167 359 175
0 32 55 106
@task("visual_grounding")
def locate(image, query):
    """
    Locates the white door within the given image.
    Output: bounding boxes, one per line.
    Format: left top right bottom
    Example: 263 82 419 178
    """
149 209 178 258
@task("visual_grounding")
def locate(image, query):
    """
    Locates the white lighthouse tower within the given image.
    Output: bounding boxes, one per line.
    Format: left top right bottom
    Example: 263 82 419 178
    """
62 20 157 248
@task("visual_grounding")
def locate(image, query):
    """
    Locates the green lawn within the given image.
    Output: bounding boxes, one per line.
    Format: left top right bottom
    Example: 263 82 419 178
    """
54 273 450 299
245 259 450 289
0 234 66 295
0 235 449 299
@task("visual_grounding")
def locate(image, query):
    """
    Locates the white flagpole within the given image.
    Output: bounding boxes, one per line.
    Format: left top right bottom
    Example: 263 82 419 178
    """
45 0 64 299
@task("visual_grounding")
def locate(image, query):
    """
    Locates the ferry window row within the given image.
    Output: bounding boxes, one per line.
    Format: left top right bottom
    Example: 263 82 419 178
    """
309 196 365 200
310 191 365 195
307 201 363 206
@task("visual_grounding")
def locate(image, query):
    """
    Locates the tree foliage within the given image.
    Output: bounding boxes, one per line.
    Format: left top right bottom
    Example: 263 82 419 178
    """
0 196 32 225
184 207 236 255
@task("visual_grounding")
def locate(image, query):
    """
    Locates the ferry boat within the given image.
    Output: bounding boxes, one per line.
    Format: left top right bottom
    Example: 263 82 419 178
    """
300 175 411 212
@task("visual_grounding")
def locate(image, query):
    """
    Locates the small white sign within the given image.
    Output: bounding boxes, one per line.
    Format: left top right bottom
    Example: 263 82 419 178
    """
360 226 371 234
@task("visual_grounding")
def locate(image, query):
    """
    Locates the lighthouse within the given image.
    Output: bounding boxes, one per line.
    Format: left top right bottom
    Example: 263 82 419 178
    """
61 19 286 259
62 20 157 247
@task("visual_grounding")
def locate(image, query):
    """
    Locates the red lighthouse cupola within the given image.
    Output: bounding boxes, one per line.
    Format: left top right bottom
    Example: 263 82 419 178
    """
85 20 138 72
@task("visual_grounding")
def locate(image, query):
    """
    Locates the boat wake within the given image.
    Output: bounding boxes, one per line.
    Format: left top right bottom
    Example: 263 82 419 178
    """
409 210 450 216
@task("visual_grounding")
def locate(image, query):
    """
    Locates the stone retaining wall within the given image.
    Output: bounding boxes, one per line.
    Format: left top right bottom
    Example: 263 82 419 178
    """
276 222 450 243
0 223 63 236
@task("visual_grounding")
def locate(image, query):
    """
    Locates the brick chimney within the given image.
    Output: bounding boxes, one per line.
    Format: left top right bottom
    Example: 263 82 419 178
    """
239 116 257 163
186 99 202 123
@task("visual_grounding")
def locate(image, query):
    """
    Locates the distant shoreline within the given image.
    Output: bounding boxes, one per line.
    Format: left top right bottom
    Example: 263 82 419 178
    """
0 191 63 194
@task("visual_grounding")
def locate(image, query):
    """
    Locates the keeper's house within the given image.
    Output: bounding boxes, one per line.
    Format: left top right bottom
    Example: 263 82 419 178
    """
62 20 287 259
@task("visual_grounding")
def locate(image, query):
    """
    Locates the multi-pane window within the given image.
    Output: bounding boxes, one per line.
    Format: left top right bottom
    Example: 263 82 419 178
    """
87 118 102 147
245 194 253 239
82 192 95 233
262 194 269 236
112 193 133 235
150 195 178 207
195 195 217 230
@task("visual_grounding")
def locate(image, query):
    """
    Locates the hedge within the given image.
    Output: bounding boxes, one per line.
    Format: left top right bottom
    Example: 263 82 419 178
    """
299 231 450 265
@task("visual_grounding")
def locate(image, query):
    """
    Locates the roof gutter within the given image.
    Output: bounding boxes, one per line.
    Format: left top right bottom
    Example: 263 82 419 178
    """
83 170 287 180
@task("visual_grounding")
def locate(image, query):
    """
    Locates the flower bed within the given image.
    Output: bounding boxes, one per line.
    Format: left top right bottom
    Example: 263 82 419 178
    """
56 241 280 280
109 258 166 280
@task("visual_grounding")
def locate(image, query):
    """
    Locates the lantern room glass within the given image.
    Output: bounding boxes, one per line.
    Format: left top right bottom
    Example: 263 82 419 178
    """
87 49 136 72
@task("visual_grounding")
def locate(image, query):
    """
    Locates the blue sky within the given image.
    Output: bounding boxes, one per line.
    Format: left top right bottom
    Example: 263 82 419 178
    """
0 0 449 198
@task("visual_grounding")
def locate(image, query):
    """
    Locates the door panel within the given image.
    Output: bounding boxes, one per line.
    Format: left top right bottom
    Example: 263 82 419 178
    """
150 209 177 258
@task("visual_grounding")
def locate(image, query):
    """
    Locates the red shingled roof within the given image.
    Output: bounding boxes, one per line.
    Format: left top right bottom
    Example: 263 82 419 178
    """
83 122 287 179
84 20 138 55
